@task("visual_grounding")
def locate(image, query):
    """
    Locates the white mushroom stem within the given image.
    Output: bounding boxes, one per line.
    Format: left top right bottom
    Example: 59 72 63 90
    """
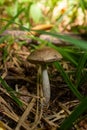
41 65 50 105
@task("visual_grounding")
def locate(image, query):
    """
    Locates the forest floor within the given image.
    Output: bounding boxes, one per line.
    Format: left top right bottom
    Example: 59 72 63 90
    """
0 33 87 130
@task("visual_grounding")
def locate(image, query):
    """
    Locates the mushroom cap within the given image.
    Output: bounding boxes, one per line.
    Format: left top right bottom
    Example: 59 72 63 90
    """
28 47 62 64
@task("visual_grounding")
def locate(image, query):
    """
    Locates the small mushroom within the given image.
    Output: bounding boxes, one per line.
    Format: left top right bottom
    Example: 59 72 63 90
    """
28 47 62 106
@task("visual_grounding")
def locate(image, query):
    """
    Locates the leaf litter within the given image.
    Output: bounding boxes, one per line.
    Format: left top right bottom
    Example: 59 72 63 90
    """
0 36 87 130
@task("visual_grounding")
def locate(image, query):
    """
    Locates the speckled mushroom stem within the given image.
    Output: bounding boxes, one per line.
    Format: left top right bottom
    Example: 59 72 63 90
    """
41 65 50 106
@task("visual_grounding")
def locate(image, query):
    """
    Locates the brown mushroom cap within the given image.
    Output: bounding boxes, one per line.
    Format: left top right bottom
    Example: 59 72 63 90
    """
28 47 62 64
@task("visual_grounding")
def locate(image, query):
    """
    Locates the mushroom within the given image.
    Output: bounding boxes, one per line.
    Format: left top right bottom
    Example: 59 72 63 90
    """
28 47 62 106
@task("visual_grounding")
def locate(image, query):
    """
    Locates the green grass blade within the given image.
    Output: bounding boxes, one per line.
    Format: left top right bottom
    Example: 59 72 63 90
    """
48 43 78 66
56 4 75 23
0 18 29 31
0 8 25 33
54 62 83 101
37 31 87 50
0 35 9 43
59 97 87 130
0 77 23 106
76 52 87 88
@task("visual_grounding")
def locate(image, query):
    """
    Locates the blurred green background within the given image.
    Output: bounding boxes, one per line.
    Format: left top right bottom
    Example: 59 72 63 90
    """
0 0 87 33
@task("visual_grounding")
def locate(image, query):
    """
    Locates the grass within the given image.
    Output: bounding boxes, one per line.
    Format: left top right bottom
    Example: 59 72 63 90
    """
1 27 87 129
0 0 87 129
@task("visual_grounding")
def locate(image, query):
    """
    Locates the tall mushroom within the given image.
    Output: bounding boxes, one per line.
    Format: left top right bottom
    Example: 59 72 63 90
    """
28 47 62 106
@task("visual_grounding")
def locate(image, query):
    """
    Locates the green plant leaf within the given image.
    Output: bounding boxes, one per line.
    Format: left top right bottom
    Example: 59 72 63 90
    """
54 62 83 101
47 42 78 66
7 1 18 17
36 31 87 50
30 3 42 23
59 96 87 130
76 52 87 88
0 77 23 106
0 0 5 5
19 0 30 3
79 0 86 12
0 35 9 44
0 8 25 33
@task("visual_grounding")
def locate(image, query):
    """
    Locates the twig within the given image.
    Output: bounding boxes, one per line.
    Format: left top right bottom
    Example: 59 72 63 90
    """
15 98 36 130
30 66 43 130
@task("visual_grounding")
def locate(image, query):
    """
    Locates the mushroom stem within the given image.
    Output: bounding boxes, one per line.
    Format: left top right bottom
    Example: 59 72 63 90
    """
41 65 50 106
